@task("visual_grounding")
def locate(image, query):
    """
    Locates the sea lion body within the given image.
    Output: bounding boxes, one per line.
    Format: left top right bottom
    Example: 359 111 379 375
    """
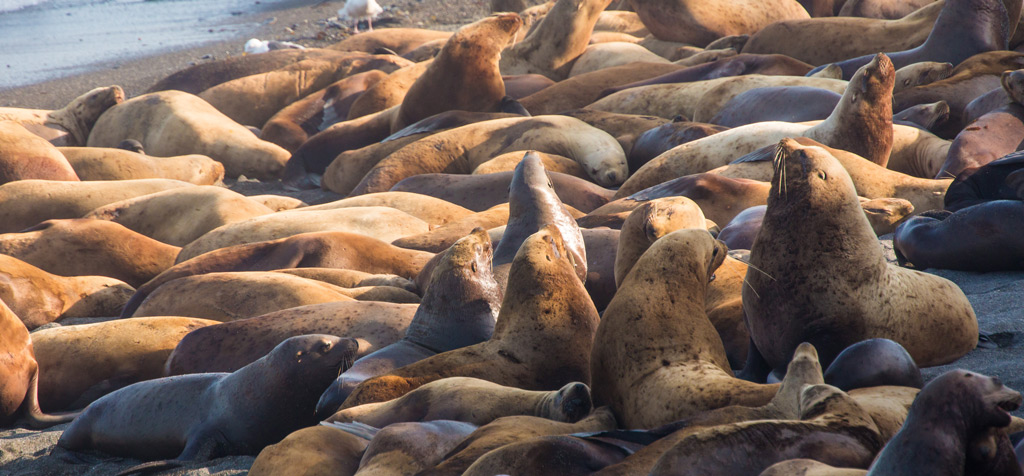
0 121 79 184
58 146 224 184
631 0 809 47
893 200 1024 271
391 170 613 213
0 86 124 146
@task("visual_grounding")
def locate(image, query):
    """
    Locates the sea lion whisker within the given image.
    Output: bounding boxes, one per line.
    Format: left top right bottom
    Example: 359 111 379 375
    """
742 278 761 299
738 259 776 281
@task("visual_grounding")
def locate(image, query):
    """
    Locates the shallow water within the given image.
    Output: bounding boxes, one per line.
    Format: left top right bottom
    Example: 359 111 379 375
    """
0 0 306 89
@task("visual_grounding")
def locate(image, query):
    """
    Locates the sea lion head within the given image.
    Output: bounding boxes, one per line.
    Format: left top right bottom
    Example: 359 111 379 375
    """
543 381 593 423
61 85 125 144
769 138 859 213
271 335 359 378
848 53 895 108
445 12 522 61
1001 69 1024 105
927 370 1022 430
895 61 953 92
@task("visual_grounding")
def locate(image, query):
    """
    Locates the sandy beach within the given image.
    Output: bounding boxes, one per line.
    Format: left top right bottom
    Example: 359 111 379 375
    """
2 0 1024 474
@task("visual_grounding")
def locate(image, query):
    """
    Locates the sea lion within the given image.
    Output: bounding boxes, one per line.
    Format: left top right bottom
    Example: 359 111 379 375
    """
175 206 430 262
0 85 124 146
612 197 707 287
630 0 809 47
0 254 134 330
0 218 179 288
502 73 557 99
492 153 589 288
260 69 390 152
712 137 950 214
647 384 882 475
326 378 592 427
892 100 950 131
0 121 79 184
248 425 367 476
83 186 274 246
518 62 688 115
421 407 617 476
499 0 612 80
58 146 224 184
339 226 600 408
717 205 765 250
0 178 193 234
743 138 978 374
31 317 218 412
558 108 669 155
628 119 727 172
867 370 1022 476
57 335 359 462
273 268 415 292
121 231 432 318
568 42 670 78
294 191 472 226
710 86 841 127
392 13 522 132
592 228 778 429
146 49 354 94
839 0 939 19
461 434 633 475
391 169 614 213
315 229 501 417
328 28 453 55
128 271 367 320
339 420 478 476
0 300 79 428
198 54 410 128
938 103 1024 179
165 301 418 375
586 173 770 228
87 91 291 180
741 2 941 65
615 53 895 197
392 204 513 253
807 0 1013 79
823 339 923 392
893 200 1024 271
343 116 628 195
944 149 1024 210
894 61 955 93
472 150 587 177
344 62 430 120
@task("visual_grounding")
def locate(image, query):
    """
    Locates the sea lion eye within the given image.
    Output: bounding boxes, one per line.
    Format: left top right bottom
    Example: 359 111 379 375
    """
320 342 332 353
471 261 478 272
817 171 827 181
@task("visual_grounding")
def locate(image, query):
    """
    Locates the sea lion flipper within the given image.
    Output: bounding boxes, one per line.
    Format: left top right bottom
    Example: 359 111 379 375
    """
321 420 381 441
23 363 81 429
114 460 182 476
730 144 776 164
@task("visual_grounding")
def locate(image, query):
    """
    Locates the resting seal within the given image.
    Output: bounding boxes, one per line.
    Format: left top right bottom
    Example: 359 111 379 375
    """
0 121 79 184
0 86 124 146
743 138 978 373
58 335 359 462
893 200 1024 271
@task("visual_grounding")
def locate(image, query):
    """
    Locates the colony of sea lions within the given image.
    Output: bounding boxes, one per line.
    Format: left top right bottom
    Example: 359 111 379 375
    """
6 0 1024 473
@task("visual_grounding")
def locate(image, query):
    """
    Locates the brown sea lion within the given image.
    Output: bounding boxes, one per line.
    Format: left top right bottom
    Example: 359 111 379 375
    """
296 191 472 226
175 206 430 262
327 28 453 55
502 73 557 99
612 197 707 287
0 86 124 146
839 0 939 19
338 420 477 476
0 254 134 330
392 204 513 253
0 121 79 184
499 0 612 80
559 108 669 155
0 300 80 428
0 178 193 234
592 228 778 428
421 407 617 476
147 49 353 94
567 42 670 78
472 150 587 177
120 231 432 319
894 200 1024 271
31 317 218 412
166 301 418 375
741 2 941 65
87 91 290 180
58 146 224 184
807 0 1013 79
248 425 367 476
461 434 633 475
273 268 415 292
259 69 389 152
519 62 687 115
345 116 627 195
327 378 591 427
314 229 502 417
57 335 359 463
0 219 179 288
867 370 1022 476
339 225 600 408
743 138 978 374
629 119 728 172
345 62 430 120
631 0 809 47
648 384 881 475
83 186 274 246
615 54 895 197
939 103 1024 178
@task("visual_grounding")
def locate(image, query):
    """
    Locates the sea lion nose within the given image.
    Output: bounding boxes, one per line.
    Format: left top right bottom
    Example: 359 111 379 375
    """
605 170 619 184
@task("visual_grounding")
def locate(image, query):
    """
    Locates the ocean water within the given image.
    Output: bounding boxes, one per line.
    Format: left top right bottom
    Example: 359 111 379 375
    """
0 0 305 89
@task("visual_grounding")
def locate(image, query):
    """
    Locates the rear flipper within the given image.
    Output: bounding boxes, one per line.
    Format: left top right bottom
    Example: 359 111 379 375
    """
23 362 81 429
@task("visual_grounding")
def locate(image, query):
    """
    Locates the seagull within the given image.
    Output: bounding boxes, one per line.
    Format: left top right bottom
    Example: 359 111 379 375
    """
243 38 306 55
338 0 383 33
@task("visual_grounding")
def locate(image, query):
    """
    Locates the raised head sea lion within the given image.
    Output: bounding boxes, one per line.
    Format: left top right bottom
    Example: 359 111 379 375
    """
743 138 978 373
339 226 601 408
87 91 291 180
499 0 613 80
57 335 359 463
0 219 179 288
0 86 123 146
315 229 502 417
612 197 707 287
0 121 79 184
